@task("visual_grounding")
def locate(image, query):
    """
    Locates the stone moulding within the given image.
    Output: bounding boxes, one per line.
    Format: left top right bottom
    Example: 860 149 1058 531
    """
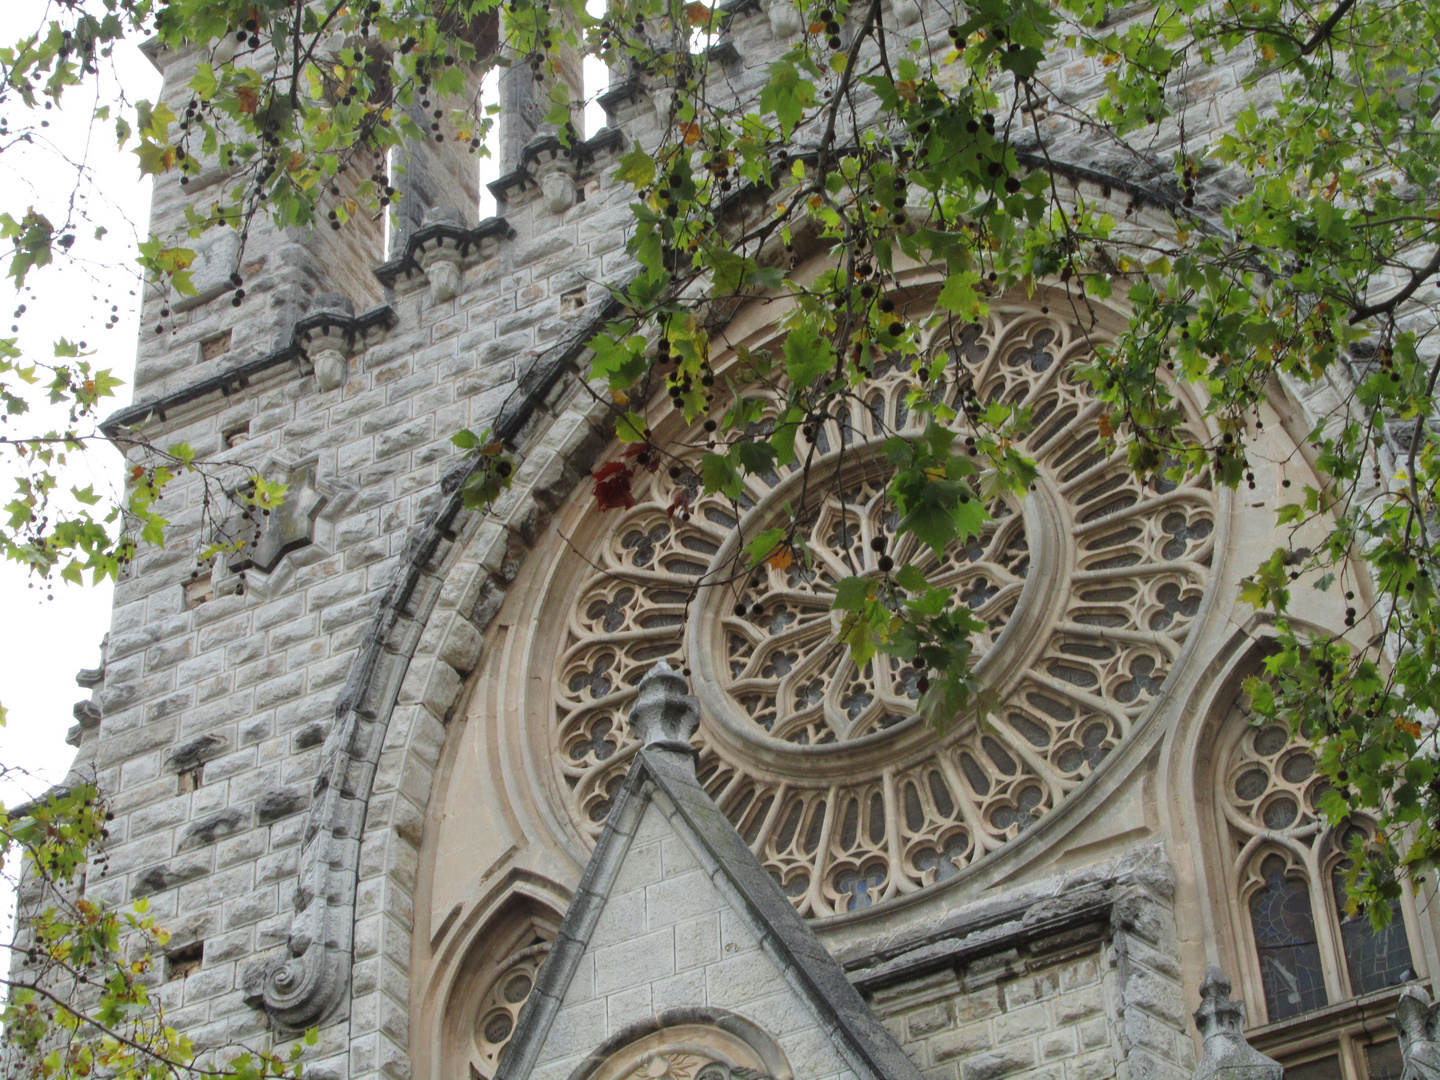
99 303 398 438
372 215 514 290
241 281 626 1030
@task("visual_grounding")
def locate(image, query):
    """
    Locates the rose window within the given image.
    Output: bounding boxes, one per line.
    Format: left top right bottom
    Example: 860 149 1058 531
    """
549 304 1219 918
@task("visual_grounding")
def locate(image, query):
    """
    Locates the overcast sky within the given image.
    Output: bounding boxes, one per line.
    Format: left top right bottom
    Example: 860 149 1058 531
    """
0 4 158 814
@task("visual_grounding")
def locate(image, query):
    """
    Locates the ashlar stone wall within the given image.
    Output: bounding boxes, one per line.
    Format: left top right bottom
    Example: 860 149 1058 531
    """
46 2 1292 1080
862 852 1194 1080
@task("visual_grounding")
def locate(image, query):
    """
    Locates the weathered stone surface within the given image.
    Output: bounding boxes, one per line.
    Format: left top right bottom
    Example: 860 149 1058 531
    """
178 808 249 851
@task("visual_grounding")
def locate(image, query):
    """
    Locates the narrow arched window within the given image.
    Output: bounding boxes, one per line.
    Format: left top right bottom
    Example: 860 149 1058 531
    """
1249 853 1328 1020
1212 682 1427 1080
1330 827 1416 996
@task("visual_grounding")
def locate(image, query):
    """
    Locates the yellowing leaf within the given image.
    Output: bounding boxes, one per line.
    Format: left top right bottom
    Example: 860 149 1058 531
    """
236 86 259 114
765 543 794 570
896 79 919 103
686 2 712 24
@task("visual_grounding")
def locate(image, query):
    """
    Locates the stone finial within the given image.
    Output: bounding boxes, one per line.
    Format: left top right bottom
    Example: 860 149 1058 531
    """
1390 985 1440 1080
765 0 802 36
627 662 701 753
891 0 921 25
1192 966 1282 1080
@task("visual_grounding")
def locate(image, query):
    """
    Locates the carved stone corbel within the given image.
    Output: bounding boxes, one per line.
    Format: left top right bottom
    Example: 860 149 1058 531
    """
537 157 578 215
891 0 921 26
765 0 802 36
417 207 467 302
1191 967 1283 1080
1391 984 1440 1080
300 293 356 391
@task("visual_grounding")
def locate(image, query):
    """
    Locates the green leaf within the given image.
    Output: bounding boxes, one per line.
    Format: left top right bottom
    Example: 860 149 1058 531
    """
615 146 655 188
783 320 835 387
700 452 742 498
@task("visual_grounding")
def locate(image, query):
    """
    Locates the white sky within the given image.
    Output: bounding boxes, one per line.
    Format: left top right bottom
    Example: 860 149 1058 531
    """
0 5 158 814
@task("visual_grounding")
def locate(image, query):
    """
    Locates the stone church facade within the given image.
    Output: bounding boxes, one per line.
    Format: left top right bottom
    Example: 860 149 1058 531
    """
51 3 1440 1080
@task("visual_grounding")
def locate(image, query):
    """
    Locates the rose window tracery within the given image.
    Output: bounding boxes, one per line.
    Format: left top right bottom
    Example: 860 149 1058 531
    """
549 304 1219 918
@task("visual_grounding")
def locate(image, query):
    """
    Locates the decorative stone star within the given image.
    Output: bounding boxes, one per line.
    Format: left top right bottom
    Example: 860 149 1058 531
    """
229 460 328 574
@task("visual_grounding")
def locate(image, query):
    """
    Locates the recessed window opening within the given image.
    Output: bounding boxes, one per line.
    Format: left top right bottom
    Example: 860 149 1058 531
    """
166 941 204 980
222 420 250 448
183 570 214 610
200 329 232 361
177 763 204 794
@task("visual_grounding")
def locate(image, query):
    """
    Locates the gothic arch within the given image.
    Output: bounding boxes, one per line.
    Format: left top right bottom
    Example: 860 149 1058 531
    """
409 887 564 1080
564 1009 795 1080
314 254 1314 1080
1165 625 1440 1080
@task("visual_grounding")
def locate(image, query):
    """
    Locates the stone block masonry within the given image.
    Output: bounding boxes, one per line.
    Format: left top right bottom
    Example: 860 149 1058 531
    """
48 0 1281 1079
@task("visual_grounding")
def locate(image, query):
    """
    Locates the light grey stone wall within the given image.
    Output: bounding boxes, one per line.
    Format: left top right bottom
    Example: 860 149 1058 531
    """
54 5 1287 1080
863 855 1194 1080
528 795 863 1080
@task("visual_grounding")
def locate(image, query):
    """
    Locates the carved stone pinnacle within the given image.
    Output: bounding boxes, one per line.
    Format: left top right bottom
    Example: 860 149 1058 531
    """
627 661 701 753
1192 965 1282 1080
1390 984 1440 1080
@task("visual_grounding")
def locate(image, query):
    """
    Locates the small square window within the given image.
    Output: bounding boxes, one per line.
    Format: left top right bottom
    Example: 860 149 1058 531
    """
200 330 232 361
165 942 203 980
177 764 204 794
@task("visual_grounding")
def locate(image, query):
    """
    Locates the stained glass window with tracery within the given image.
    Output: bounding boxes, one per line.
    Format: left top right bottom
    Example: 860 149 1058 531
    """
1219 694 1420 1025
538 303 1224 919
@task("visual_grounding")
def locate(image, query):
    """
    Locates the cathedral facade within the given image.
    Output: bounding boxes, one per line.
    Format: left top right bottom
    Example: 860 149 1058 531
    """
58 4 1440 1080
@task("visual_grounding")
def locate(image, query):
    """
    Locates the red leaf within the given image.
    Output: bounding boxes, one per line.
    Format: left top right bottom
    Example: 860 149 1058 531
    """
666 488 691 520
593 461 636 510
593 459 629 481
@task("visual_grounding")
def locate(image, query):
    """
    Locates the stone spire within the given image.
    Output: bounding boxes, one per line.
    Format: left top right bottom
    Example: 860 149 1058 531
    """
1391 984 1440 1080
627 661 701 754
1191 966 1283 1080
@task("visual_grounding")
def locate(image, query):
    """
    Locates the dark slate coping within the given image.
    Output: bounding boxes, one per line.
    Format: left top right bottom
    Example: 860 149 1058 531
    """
495 743 925 1080
488 128 628 202
372 216 514 288
99 303 397 438
837 843 1173 990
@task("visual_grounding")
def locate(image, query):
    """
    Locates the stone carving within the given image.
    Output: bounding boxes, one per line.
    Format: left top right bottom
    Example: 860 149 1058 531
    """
303 292 355 390
1191 966 1282 1080
628 662 701 750
1391 985 1440 1080
546 305 1219 917
890 0 922 26
538 161 577 215
418 208 468 303
765 0 802 36
228 460 329 575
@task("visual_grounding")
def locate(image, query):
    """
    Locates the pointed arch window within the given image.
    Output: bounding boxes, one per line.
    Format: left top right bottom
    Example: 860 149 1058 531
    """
1217 695 1421 1029
1249 852 1327 1019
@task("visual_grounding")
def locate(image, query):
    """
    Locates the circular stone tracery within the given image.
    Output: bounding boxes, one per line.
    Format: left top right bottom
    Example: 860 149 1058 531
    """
550 304 1218 918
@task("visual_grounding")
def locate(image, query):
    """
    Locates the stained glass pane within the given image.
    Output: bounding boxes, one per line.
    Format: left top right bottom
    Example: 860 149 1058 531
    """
1250 855 1328 1020
1365 1041 1404 1080
1332 865 1416 995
